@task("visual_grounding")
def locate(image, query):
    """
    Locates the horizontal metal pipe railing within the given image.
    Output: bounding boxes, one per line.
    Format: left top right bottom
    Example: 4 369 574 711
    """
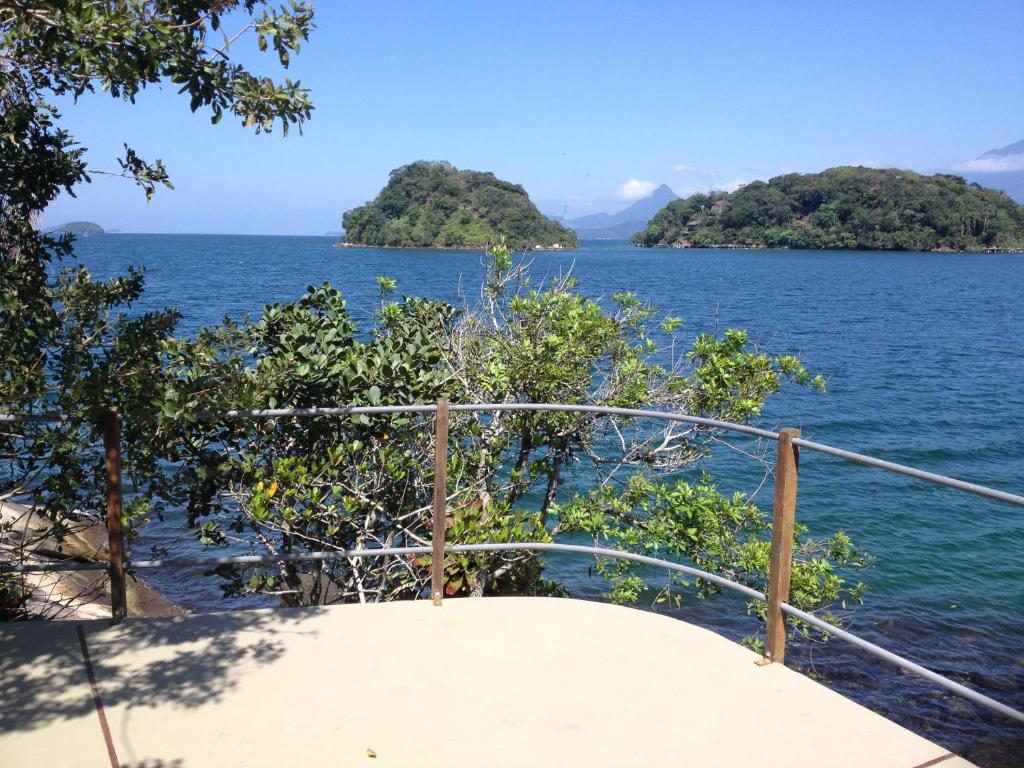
790 436 1024 507
779 601 1024 724
2 402 1023 724
5 539 1019 723
0 412 68 423
197 403 782 441
4 402 1020 506
0 561 111 572
129 543 770 602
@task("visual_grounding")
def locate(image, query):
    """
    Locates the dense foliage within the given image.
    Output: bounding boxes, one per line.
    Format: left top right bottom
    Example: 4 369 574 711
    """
633 166 1024 251
145 244 864 638
342 161 578 249
0 0 314 616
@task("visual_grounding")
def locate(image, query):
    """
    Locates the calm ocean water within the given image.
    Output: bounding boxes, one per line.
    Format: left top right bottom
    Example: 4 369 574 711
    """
71 234 1023 764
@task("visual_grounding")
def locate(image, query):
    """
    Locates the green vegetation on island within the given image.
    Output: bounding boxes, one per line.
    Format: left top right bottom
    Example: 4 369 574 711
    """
633 166 1024 251
45 220 104 235
341 161 578 249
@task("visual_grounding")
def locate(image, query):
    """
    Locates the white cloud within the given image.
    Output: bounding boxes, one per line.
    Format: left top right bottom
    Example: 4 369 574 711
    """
670 165 753 197
951 155 1024 173
616 178 658 201
672 183 749 197
718 178 748 193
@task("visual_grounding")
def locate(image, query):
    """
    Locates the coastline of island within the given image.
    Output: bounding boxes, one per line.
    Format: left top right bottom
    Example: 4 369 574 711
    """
632 242 1024 253
632 166 1024 252
339 161 579 251
334 241 576 251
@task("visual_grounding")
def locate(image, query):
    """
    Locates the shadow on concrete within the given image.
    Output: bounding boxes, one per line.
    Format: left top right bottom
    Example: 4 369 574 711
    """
0 607 321 736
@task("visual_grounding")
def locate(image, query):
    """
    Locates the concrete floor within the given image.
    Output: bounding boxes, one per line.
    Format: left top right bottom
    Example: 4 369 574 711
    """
0 597 973 767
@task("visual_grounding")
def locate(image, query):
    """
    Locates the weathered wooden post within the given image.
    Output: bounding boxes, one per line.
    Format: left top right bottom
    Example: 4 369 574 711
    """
431 398 449 605
103 407 128 624
763 427 800 664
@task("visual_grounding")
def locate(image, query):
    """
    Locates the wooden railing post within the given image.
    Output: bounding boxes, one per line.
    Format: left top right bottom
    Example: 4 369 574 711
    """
431 398 449 605
103 407 128 624
764 427 800 664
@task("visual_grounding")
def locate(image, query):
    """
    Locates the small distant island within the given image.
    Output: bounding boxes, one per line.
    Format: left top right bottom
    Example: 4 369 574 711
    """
340 161 578 250
45 220 105 236
633 167 1024 251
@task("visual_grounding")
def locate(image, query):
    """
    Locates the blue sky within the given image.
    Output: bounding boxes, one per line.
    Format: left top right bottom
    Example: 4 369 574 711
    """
44 0 1024 234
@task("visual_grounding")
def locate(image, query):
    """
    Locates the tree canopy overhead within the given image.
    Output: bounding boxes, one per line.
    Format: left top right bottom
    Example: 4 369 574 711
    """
341 161 578 250
0 1 316 615
1 0 315 413
633 166 1024 251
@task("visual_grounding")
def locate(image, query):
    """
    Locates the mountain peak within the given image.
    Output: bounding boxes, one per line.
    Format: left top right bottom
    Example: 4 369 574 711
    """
959 139 1024 204
980 138 1024 159
565 184 679 237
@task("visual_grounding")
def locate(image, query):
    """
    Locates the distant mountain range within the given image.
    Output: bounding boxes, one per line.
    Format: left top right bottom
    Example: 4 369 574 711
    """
981 138 1024 159
957 138 1024 203
557 184 678 239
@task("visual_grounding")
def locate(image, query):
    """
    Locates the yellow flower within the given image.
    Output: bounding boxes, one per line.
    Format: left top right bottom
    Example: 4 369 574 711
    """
267 482 278 498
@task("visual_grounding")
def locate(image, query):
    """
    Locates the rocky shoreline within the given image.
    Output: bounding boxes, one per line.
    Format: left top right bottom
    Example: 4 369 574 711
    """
1 501 183 621
334 241 576 251
633 242 1024 253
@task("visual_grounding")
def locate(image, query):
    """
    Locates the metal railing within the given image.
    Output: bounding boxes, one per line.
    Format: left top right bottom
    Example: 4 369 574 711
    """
2 400 1023 724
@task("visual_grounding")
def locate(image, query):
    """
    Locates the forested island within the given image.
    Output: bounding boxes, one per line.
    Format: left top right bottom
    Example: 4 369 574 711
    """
632 167 1024 251
45 220 104 235
341 161 578 249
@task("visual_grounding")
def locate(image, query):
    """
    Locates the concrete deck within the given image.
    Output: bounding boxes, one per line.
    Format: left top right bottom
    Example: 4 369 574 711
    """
0 597 972 767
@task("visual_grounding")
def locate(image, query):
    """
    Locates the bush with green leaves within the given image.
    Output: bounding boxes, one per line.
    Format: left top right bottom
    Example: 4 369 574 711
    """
144 243 867 644
556 473 867 635
148 284 464 603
